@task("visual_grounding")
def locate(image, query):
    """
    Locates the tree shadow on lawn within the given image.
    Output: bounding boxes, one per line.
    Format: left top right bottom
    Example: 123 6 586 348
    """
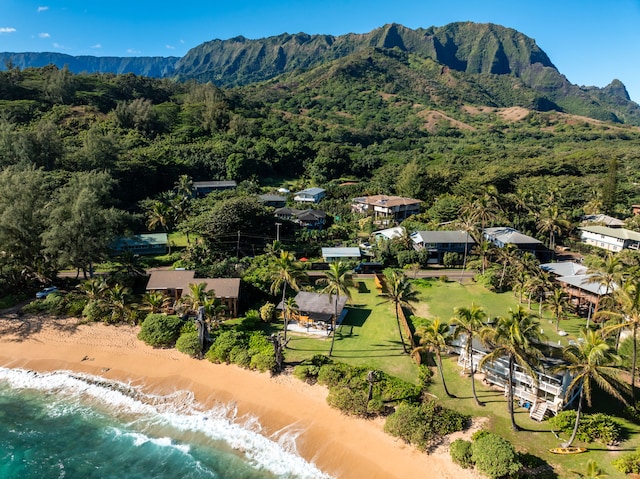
342 307 370 328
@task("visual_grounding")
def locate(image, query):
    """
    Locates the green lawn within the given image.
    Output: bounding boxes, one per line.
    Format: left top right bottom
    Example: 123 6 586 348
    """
281 277 639 478
285 278 420 383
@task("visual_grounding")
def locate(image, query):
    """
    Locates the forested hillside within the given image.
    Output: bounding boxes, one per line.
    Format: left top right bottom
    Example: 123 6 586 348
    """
1 50 640 294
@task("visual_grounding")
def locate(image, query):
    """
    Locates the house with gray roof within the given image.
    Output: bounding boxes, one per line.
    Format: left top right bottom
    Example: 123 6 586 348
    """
579 225 640 252
293 187 326 203
581 214 625 228
277 291 348 331
484 227 550 260
352 194 421 221
111 233 168 255
411 230 475 264
192 180 237 197
321 247 361 263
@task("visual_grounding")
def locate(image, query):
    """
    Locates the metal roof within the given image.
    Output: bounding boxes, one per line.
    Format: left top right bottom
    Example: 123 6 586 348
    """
321 247 362 258
484 227 543 245
412 230 475 244
540 262 588 277
580 225 640 241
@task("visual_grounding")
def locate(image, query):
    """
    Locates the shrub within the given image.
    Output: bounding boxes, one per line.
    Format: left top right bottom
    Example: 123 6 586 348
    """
384 401 469 451
249 350 276 372
205 330 245 364
175 331 202 357
293 355 332 383
317 362 364 388
327 387 370 417
230 345 251 368
450 439 473 469
81 299 111 322
471 429 491 442
471 433 521 479
547 410 621 445
259 302 275 322
378 375 422 403
613 450 640 474
137 314 184 347
237 309 262 331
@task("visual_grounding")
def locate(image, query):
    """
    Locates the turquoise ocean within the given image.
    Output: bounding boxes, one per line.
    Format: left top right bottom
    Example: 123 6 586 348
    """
0 368 333 479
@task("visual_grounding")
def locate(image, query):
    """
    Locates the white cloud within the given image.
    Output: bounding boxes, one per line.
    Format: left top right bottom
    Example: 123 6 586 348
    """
0 27 17 33
91 43 102 49
126 48 141 54
37 6 49 13
39 32 50 38
52 42 64 48
166 44 175 50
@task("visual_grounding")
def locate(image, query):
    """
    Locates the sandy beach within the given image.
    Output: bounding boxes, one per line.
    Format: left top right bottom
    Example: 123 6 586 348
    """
0 313 479 479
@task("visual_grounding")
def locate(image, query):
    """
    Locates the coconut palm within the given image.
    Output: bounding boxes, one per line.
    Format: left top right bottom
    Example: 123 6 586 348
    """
319 261 354 356
283 296 299 333
599 276 640 403
571 459 608 479
380 269 419 353
415 317 455 398
146 200 172 253
269 250 306 342
545 287 570 332
537 204 571 257
555 330 628 447
141 291 170 313
586 254 624 329
105 283 133 324
451 303 487 406
479 306 546 431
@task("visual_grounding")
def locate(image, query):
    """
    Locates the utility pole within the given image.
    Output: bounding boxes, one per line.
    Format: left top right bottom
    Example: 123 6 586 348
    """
275 222 281 242
236 230 240 258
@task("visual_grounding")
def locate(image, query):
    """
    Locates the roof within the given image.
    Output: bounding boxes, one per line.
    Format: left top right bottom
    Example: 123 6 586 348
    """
353 194 421 207
581 214 625 227
193 180 237 188
372 226 406 240
294 187 325 196
580 225 640 241
258 194 287 202
540 262 588 277
412 230 475 245
557 274 615 296
277 291 348 322
146 270 240 298
296 209 326 221
484 227 543 245
321 247 362 258
112 233 168 247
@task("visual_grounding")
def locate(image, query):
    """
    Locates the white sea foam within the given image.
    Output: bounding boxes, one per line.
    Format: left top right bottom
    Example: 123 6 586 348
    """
0 367 334 479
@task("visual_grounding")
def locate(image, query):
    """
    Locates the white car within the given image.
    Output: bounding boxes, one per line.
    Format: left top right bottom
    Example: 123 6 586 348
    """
36 287 58 299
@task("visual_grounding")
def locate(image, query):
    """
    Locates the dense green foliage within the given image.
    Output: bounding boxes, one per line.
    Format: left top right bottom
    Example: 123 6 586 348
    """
204 330 275 372
175 331 203 357
613 449 640 474
449 439 474 469
383 401 470 451
137 313 184 347
470 433 521 479
547 410 622 445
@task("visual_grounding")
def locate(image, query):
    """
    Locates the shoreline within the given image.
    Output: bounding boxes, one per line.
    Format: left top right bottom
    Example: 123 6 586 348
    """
0 314 478 479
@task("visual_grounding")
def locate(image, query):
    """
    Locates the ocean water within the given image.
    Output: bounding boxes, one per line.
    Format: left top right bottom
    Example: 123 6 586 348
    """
0 368 333 479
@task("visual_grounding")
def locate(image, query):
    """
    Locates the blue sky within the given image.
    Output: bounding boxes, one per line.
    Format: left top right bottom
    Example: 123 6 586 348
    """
1 0 640 102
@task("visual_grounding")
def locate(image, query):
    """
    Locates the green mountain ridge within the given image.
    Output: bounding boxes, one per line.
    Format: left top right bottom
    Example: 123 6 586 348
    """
1 22 638 124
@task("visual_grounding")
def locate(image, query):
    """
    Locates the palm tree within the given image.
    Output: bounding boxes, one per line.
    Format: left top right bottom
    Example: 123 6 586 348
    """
415 317 455 398
586 254 624 328
479 306 546 431
283 296 299 331
177 282 212 313
599 276 640 403
269 250 306 342
495 244 519 291
380 269 419 353
545 287 570 332
142 291 170 313
146 200 172 254
571 459 608 479
555 330 628 447
319 261 354 356
537 205 570 257
105 283 133 323
455 212 479 282
451 303 487 406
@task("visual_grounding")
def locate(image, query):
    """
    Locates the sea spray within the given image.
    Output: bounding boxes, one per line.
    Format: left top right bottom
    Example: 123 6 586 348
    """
0 367 334 479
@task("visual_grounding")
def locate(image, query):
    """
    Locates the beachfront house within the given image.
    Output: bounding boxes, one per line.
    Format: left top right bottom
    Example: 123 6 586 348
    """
276 291 348 333
541 261 615 319
579 225 640 252
258 194 287 208
146 270 240 317
452 337 573 421
410 230 475 264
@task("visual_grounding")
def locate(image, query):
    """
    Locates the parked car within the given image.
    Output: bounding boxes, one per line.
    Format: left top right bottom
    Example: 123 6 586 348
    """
36 286 58 299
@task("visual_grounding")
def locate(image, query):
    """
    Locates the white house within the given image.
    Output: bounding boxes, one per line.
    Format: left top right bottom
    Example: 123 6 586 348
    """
293 187 326 203
410 230 475 264
321 247 361 263
579 225 640 252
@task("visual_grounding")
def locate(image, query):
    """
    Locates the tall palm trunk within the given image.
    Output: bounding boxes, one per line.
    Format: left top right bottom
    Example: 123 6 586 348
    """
281 282 288 343
507 356 520 431
468 345 483 406
563 386 584 447
328 292 340 356
632 323 638 404
395 303 407 353
435 350 454 398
